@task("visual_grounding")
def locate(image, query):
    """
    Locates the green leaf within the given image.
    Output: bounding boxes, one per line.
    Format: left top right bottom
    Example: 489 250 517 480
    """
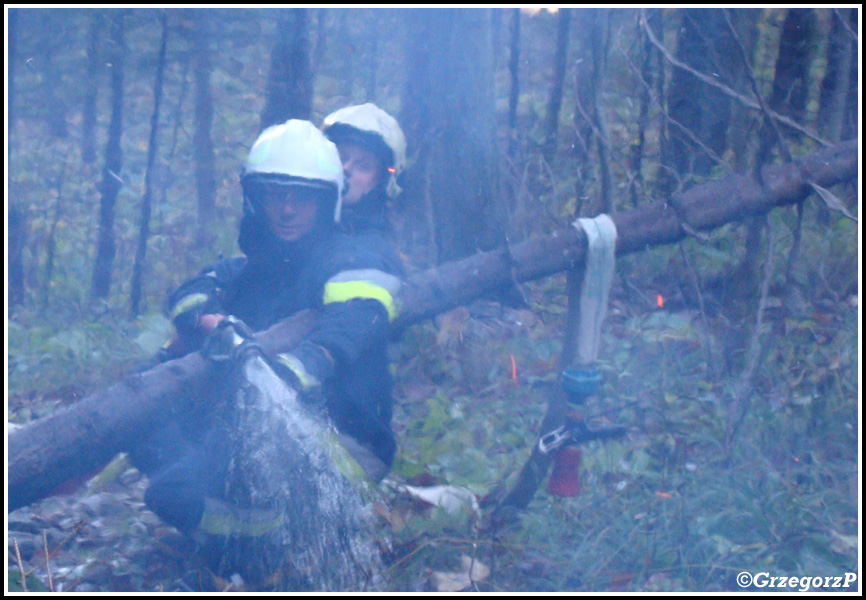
8 570 48 592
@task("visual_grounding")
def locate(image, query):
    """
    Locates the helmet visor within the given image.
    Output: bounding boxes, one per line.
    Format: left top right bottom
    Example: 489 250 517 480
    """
243 174 337 210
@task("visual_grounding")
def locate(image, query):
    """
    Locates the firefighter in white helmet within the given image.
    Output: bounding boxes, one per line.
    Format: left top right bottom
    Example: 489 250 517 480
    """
132 121 403 577
322 103 407 235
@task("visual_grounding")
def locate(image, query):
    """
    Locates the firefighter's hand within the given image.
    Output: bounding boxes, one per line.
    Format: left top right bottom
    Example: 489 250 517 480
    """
158 313 227 362
198 313 226 332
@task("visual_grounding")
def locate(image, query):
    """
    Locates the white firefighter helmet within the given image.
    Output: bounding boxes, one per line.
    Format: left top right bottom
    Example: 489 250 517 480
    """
322 103 407 197
243 119 345 222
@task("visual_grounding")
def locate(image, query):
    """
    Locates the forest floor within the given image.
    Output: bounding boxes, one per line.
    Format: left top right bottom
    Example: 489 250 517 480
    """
7 268 860 592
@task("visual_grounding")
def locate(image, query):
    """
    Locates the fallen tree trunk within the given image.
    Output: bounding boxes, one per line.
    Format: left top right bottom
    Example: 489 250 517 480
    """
8 311 318 512
396 140 857 328
8 140 857 512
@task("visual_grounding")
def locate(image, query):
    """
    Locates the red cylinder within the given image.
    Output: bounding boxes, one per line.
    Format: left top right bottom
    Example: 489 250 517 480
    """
547 446 582 497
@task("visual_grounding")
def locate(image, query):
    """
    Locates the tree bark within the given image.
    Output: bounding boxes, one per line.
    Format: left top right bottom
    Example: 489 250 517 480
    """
542 8 571 162
661 9 738 189
8 8 25 309
192 11 216 248
9 205 27 309
507 8 521 158
572 9 611 214
89 11 126 301
8 7 18 132
130 11 169 317
82 11 103 165
260 8 313 129
401 8 506 264
818 8 855 143
9 140 857 512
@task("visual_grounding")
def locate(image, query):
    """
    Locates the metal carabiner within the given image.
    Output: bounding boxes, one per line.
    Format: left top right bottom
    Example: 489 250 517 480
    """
538 426 571 454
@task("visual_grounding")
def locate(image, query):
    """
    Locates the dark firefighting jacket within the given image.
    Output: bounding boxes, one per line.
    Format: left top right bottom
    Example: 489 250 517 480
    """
167 221 402 466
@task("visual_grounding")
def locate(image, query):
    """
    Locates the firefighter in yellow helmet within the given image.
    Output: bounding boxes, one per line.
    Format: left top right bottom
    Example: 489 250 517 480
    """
322 103 407 235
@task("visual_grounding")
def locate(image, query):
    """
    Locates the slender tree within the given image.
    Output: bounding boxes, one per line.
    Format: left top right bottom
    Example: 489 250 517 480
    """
841 9 858 140
90 10 126 301
82 11 103 165
629 8 663 207
507 8 521 158
573 9 613 214
131 11 169 316
401 8 506 264
9 8 26 308
542 8 571 162
40 28 69 138
818 8 855 143
661 9 738 189
313 8 328 75
41 158 68 307
260 8 313 129
766 8 815 126
724 9 762 172
192 10 216 247
9 7 18 131
365 13 379 102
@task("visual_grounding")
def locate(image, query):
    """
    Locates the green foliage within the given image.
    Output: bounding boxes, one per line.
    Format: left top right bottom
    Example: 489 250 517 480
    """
387 259 856 591
8 569 49 592
8 310 172 421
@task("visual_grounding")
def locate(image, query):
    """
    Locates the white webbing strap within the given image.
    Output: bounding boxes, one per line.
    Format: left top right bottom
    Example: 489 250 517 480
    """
571 214 617 365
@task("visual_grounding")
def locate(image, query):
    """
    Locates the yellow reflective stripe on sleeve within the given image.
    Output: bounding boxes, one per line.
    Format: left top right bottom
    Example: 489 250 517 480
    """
169 293 209 320
198 498 283 537
323 269 401 321
276 352 321 390
323 281 397 322
326 269 401 295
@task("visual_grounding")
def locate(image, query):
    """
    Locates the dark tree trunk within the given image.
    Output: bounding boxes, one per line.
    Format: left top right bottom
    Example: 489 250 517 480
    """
542 8 571 162
507 8 521 157
842 9 858 140
8 7 18 131
82 11 103 165
818 8 855 143
336 11 354 100
661 9 737 189
366 19 379 102
755 8 815 169
41 164 68 307
572 9 613 214
724 8 762 172
159 47 192 233
130 11 169 317
313 9 328 76
591 9 613 213
396 10 437 266
40 33 69 138
430 9 504 263
401 8 506 265
8 8 25 309
9 205 27 309
766 9 815 126
90 11 126 301
192 11 216 248
260 8 313 128
630 8 660 208
9 140 857 512
573 11 595 213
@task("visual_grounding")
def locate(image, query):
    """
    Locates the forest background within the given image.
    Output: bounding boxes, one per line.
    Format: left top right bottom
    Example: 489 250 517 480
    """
6 7 861 592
